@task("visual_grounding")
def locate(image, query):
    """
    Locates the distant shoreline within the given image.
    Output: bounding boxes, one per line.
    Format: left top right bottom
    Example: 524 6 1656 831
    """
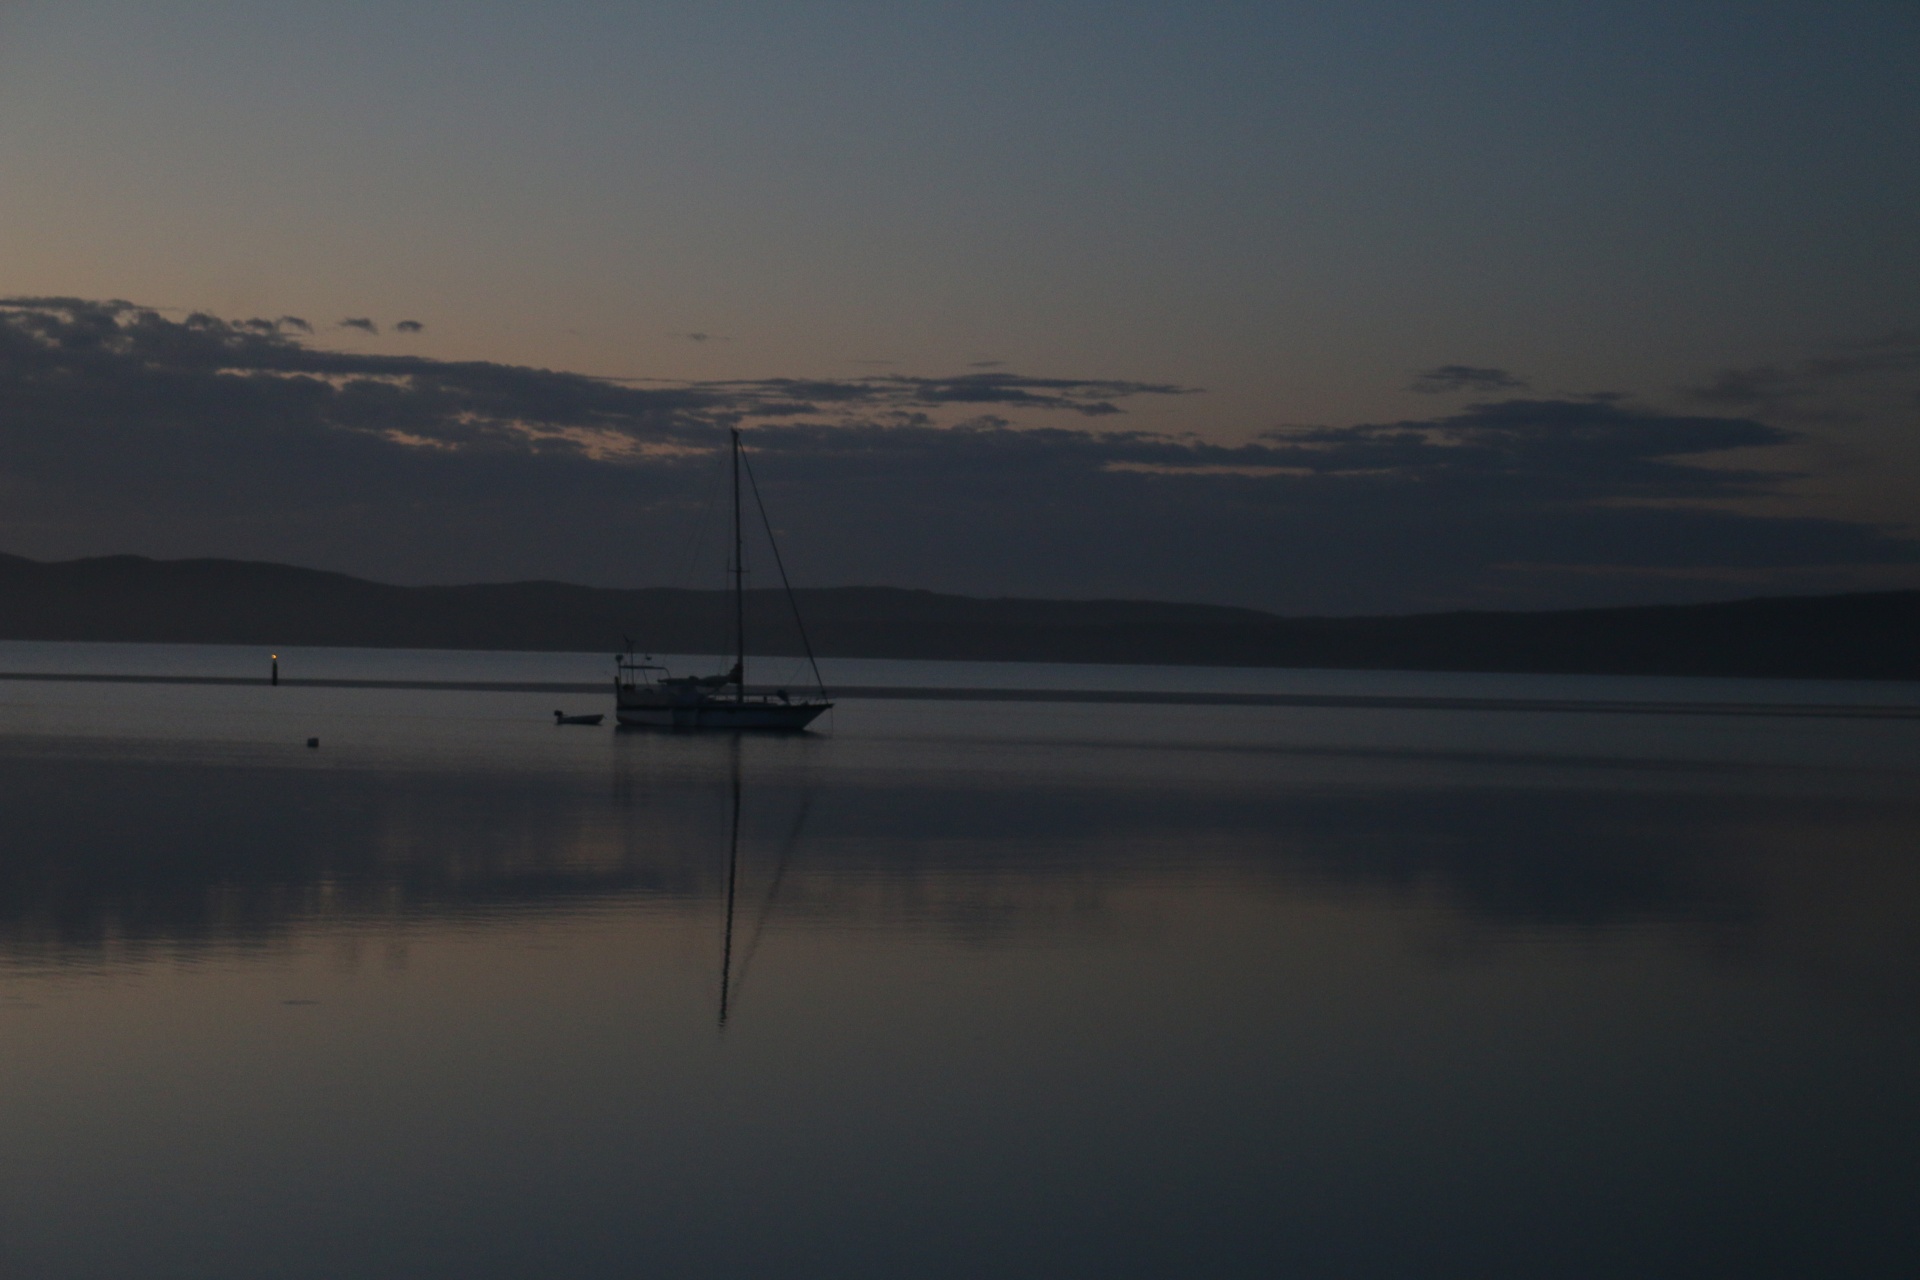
2 552 1916 681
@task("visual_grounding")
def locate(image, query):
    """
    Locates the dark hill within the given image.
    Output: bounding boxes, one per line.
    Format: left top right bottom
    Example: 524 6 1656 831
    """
0 553 1915 680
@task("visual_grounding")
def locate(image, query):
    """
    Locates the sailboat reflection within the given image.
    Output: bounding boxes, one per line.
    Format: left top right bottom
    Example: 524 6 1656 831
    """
719 739 743 1026
716 738 814 1029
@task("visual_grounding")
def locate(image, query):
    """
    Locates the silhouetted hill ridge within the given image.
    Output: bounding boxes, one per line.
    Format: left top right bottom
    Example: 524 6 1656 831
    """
0 553 1914 679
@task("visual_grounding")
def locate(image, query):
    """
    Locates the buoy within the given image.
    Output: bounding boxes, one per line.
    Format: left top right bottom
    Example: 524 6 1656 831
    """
306 737 319 749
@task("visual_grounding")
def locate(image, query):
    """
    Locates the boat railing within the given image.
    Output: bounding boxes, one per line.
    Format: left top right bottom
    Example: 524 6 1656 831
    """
614 656 672 689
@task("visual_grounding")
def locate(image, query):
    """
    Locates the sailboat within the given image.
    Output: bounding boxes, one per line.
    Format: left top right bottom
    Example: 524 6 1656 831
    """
613 429 834 731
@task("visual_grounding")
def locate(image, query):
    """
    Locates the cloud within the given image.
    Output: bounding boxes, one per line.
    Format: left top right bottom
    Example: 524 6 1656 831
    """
0 298 1910 612
710 372 1194 418
1262 397 1793 500
1684 334 1920 418
394 319 424 333
1409 364 1530 394
337 317 379 334
679 332 724 343
277 316 312 333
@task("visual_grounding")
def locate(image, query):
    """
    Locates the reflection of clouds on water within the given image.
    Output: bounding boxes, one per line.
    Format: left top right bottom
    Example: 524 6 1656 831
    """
1 751 1916 1002
0 757 723 961
1272 789 1745 928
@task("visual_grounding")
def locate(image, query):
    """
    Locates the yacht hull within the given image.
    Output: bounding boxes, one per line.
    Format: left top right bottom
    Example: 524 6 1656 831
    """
614 688 830 731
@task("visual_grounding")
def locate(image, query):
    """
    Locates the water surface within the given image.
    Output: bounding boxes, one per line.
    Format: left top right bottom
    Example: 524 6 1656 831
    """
1 647 1916 1277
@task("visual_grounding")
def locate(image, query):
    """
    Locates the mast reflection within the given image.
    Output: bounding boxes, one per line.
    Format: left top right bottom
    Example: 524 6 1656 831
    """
717 736 816 1029
719 737 741 1027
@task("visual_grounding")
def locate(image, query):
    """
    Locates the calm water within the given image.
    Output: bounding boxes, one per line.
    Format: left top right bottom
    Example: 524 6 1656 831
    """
1 646 1917 1278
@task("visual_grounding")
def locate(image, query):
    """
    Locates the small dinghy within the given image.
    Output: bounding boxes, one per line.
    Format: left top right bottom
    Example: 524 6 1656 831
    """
554 711 605 726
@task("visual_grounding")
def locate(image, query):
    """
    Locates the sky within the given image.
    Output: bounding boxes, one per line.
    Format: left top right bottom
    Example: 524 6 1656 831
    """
1 1 1917 613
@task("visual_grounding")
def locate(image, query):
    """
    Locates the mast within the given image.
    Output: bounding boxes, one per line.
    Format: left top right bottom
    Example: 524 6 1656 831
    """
732 428 745 703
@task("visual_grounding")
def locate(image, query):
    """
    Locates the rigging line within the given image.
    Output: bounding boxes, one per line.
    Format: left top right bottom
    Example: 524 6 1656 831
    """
739 442 830 698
